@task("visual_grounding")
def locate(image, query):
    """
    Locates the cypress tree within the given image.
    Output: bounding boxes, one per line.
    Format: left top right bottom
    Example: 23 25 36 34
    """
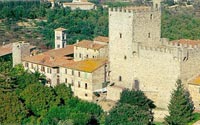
165 79 194 124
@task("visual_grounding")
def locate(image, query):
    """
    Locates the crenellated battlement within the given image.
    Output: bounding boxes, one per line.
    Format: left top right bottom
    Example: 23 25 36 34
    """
162 40 200 49
139 44 174 54
109 6 157 14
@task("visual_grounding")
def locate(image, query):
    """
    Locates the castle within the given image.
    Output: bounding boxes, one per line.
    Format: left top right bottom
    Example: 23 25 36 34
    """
0 0 199 111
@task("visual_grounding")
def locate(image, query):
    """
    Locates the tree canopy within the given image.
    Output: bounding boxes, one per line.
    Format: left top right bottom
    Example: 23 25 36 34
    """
165 80 194 124
105 89 155 125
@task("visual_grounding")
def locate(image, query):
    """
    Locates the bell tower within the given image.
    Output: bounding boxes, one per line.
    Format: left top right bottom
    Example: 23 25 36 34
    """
54 27 67 49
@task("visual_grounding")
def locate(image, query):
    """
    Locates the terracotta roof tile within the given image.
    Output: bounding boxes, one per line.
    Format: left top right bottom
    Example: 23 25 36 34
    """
63 2 94 5
75 40 106 50
23 45 74 67
171 39 200 47
94 36 109 43
0 43 35 57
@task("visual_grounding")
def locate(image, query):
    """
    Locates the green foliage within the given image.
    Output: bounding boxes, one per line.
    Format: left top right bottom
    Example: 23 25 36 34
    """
42 98 103 125
161 9 200 40
0 90 27 124
0 60 103 125
0 1 47 20
54 83 73 105
106 89 155 125
119 89 156 110
106 103 152 125
188 113 200 125
165 80 194 124
20 84 58 117
37 7 108 47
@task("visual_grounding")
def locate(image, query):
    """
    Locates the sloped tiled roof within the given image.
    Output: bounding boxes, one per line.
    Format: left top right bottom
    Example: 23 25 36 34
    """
63 1 94 5
189 76 200 86
74 40 106 50
94 36 109 43
0 43 35 57
171 39 200 46
62 58 108 73
23 45 74 67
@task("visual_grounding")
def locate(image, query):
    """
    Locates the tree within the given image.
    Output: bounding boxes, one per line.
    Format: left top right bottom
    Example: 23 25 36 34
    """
0 90 27 124
54 83 73 105
105 89 155 125
165 80 194 124
20 84 58 117
105 103 152 125
119 89 156 110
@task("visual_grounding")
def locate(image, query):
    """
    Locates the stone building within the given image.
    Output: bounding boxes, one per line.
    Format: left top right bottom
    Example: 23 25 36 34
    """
106 0 200 109
22 28 109 101
55 27 67 49
11 0 200 110
63 0 95 10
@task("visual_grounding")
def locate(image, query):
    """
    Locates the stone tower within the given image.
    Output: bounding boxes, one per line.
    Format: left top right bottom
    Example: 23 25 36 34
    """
12 42 31 67
107 1 161 100
54 27 67 49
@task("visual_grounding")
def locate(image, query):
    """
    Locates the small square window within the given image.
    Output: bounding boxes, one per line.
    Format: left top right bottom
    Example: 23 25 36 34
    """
120 33 122 38
78 81 80 88
65 78 67 83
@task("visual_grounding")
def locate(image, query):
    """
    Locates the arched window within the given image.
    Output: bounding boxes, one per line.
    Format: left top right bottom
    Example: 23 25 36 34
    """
85 83 87 89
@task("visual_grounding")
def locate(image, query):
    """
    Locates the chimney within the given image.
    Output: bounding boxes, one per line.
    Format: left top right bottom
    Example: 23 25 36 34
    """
76 40 79 43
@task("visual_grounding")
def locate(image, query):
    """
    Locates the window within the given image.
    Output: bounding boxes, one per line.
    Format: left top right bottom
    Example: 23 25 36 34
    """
85 93 88 97
78 81 80 88
155 3 158 9
65 78 67 83
79 53 81 58
148 33 151 38
119 76 122 81
56 36 61 40
124 56 127 60
84 73 87 79
85 83 87 89
57 44 60 48
120 33 122 38
78 72 80 77
150 14 153 20
72 70 74 75
37 65 39 70
57 68 60 73
47 68 50 73
65 69 67 74
86 54 88 58
50 69 52 74
31 63 33 69
72 80 74 86
57 76 60 84
134 80 139 90
41 66 45 72
25 62 29 67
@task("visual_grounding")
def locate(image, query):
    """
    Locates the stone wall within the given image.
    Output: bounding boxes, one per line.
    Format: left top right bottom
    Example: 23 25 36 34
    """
74 46 108 61
13 42 31 67
134 47 181 109
188 84 200 110
180 49 200 85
